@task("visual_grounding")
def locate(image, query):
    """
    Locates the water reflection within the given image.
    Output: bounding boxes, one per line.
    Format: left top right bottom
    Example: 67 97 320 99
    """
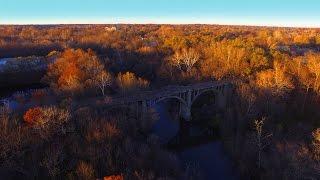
152 102 180 144
179 142 238 180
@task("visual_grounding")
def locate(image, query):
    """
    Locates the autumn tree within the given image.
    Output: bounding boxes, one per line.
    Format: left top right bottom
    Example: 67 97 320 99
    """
312 128 320 161
95 71 112 96
253 117 272 169
44 48 109 95
306 52 320 93
23 106 70 139
256 61 294 97
103 175 124 180
41 144 65 178
76 161 95 179
170 48 200 73
23 107 44 124
200 39 268 80
116 72 149 93
290 57 314 111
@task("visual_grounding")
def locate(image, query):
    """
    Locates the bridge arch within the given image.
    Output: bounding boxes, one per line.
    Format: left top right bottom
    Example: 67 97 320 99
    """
149 96 191 121
191 89 219 106
154 96 188 107
105 104 136 115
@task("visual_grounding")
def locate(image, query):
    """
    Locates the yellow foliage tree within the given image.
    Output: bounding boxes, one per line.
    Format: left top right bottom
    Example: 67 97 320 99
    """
306 52 320 93
256 61 294 96
116 72 149 93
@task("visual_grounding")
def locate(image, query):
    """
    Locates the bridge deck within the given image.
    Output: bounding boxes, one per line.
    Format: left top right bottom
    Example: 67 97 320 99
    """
98 81 230 107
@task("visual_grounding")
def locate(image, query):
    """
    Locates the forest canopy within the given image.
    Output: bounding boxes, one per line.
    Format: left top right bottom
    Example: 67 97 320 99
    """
1 24 320 179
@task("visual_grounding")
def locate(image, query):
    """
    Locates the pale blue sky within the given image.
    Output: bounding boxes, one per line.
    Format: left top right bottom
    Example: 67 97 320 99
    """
1 0 320 27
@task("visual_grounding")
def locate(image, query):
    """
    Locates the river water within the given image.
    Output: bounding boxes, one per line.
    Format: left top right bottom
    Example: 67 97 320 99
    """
152 102 238 180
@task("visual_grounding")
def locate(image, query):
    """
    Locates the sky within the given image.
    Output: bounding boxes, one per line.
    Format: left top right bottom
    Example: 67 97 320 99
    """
0 0 320 27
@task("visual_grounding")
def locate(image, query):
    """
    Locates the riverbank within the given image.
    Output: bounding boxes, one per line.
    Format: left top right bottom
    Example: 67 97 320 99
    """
0 55 56 89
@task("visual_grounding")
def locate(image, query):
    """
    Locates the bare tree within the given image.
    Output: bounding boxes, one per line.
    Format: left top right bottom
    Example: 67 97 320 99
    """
0 100 10 135
96 71 112 96
41 144 65 178
312 128 320 161
294 58 314 112
254 117 272 169
171 48 200 73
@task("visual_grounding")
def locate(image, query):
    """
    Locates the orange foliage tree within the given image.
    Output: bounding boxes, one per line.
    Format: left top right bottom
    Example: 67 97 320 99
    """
23 107 44 124
103 175 124 180
44 48 109 95
23 106 70 139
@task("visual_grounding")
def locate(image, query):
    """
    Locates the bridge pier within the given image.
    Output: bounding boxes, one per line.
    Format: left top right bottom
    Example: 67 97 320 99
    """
216 92 226 110
180 106 191 121
182 90 192 121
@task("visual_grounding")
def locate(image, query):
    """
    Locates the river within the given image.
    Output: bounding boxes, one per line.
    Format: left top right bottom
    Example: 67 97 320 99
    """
152 102 238 180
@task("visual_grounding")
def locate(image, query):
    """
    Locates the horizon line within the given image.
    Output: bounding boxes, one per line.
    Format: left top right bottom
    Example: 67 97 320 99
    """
1 22 320 29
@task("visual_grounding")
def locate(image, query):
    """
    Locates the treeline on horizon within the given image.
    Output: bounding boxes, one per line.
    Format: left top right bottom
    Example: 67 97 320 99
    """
1 24 320 58
1 24 320 179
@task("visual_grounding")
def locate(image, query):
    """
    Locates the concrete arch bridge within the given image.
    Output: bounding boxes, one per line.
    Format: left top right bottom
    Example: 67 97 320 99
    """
102 81 233 121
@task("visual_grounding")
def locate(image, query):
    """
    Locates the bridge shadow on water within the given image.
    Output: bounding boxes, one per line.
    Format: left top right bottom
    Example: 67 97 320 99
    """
152 101 239 180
